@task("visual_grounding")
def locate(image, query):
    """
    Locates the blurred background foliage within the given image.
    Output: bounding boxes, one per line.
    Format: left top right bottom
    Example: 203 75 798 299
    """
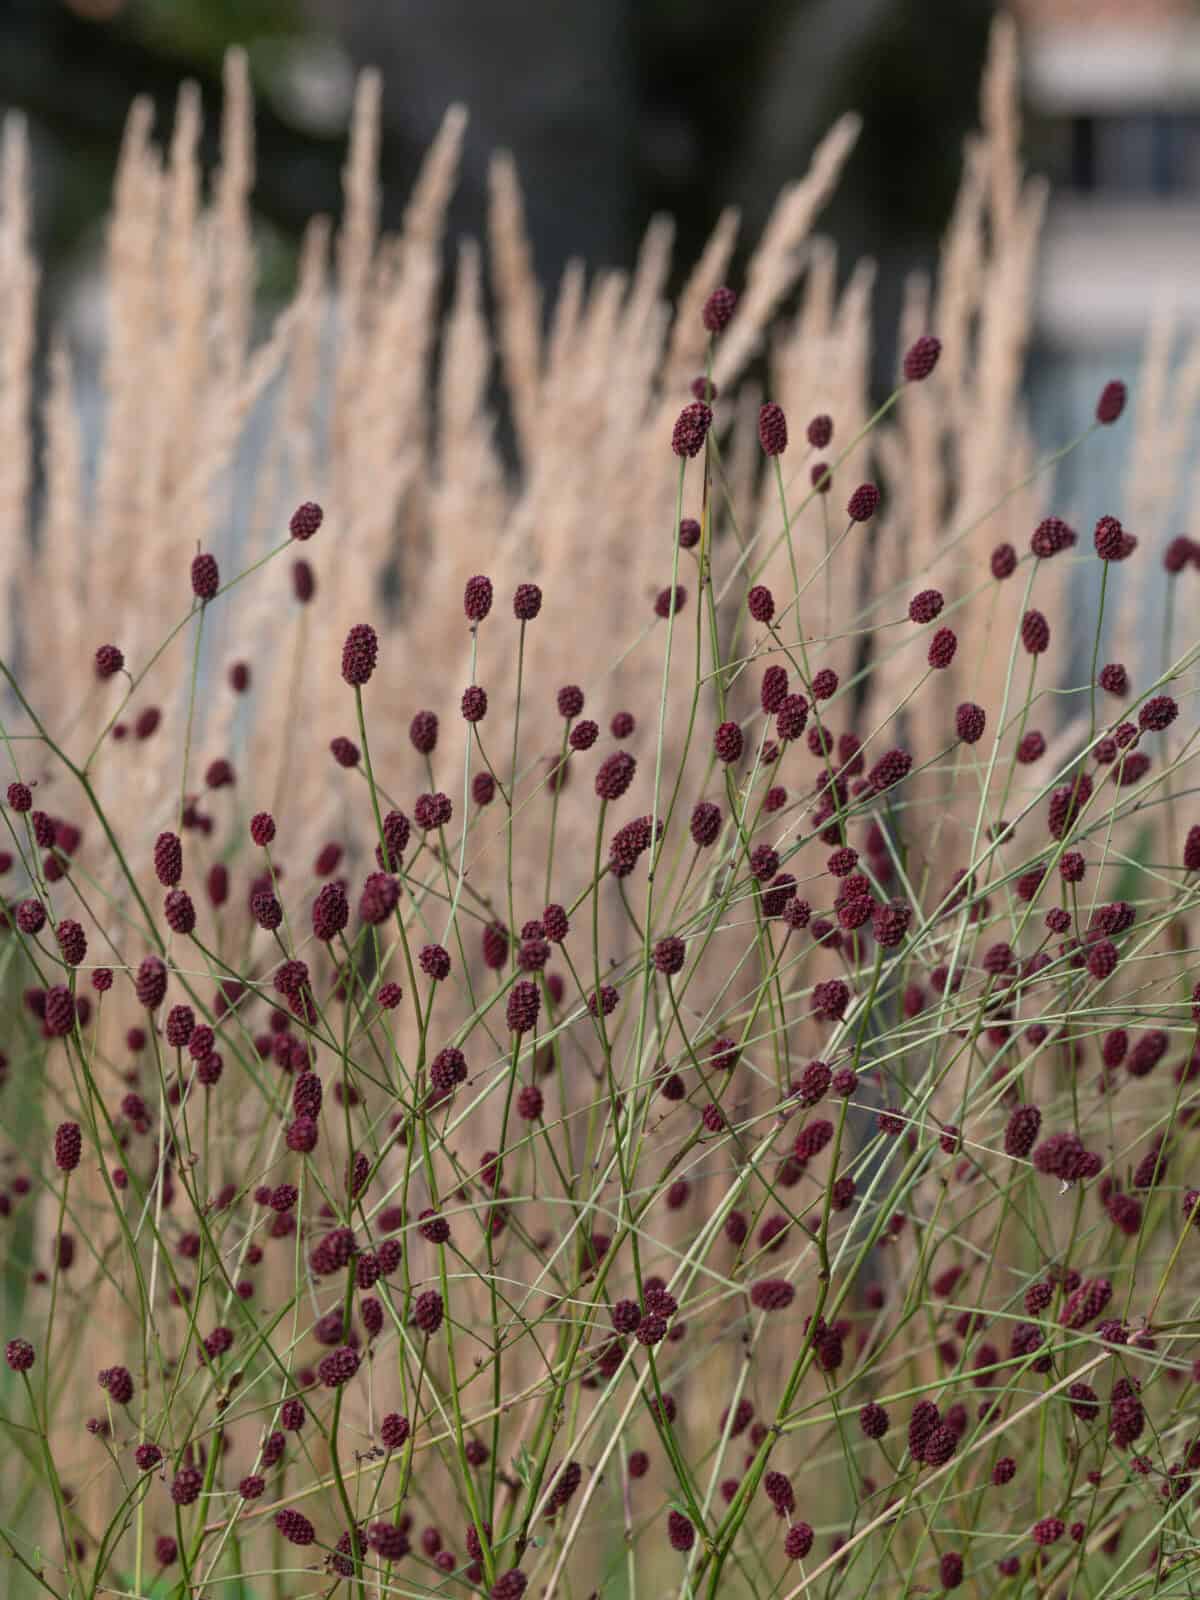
2 0 995 385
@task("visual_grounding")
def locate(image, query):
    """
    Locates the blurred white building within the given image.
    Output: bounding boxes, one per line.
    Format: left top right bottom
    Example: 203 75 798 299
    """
1017 0 1200 527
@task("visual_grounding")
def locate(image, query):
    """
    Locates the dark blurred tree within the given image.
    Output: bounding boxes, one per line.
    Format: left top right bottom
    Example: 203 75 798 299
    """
3 0 994 387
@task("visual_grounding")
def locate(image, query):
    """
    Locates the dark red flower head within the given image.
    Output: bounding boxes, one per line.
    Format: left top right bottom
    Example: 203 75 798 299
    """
191 553 219 601
902 334 941 382
464 575 493 622
596 751 636 800
1096 379 1126 424
95 644 124 679
846 482 880 523
1020 609 1050 655
671 401 713 458
513 583 542 620
341 623 378 686
702 285 736 332
289 501 323 540
758 402 788 456
956 702 986 744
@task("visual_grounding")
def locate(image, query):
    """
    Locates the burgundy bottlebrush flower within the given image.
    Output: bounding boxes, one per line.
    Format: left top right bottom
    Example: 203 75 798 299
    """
1061 1277 1112 1330
956 701 986 744
6 1337 34 1371
1094 514 1136 561
589 984 619 1018
275 1509 315 1546
1032 1517 1064 1546
859 1401 888 1439
288 499 323 540
153 831 183 888
784 1523 814 1560
903 334 941 381
667 1511 695 1551
1004 1104 1042 1157
7 781 32 811
95 643 124 679
569 718 599 752
251 889 282 931
43 986 75 1036
702 285 736 332
481 920 509 970
414 792 452 830
868 748 911 792
170 1465 203 1505
318 1346 360 1388
713 721 743 763
191 553 219 600
747 583 775 622
312 881 349 941
812 979 848 1021
205 757 235 789
134 956 167 1010
690 799 721 846
927 627 957 669
1021 609 1050 654
414 1289 443 1334
807 413 833 448
92 968 113 992
516 1084 543 1119
596 750 636 799
292 559 315 601
541 903 569 943
359 872 399 925
249 811 276 848
1048 773 1092 839
341 623 378 686
464 574 493 622
672 401 713 458
1059 849 1085 883
990 541 1017 580
1031 516 1077 558
992 1457 1016 1484
491 1573 528 1600
418 944 450 981
380 1413 410 1451
692 375 717 401
764 1470 795 1517
611 710 635 739
1087 939 1118 980
1165 534 1195 572
811 461 832 492
1096 379 1126 424
761 664 789 713
16 898 46 934
406 712 438 757
513 582 542 620
908 1401 940 1462
677 517 701 549
507 980 540 1034
460 685 488 724
758 402 788 455
908 588 943 623
939 1553 963 1590
54 1121 82 1171
54 919 87 967
1098 662 1127 696
847 482 880 522
330 735 360 768
1139 694 1177 732
776 693 808 742
654 936 686 975
430 1046 467 1097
